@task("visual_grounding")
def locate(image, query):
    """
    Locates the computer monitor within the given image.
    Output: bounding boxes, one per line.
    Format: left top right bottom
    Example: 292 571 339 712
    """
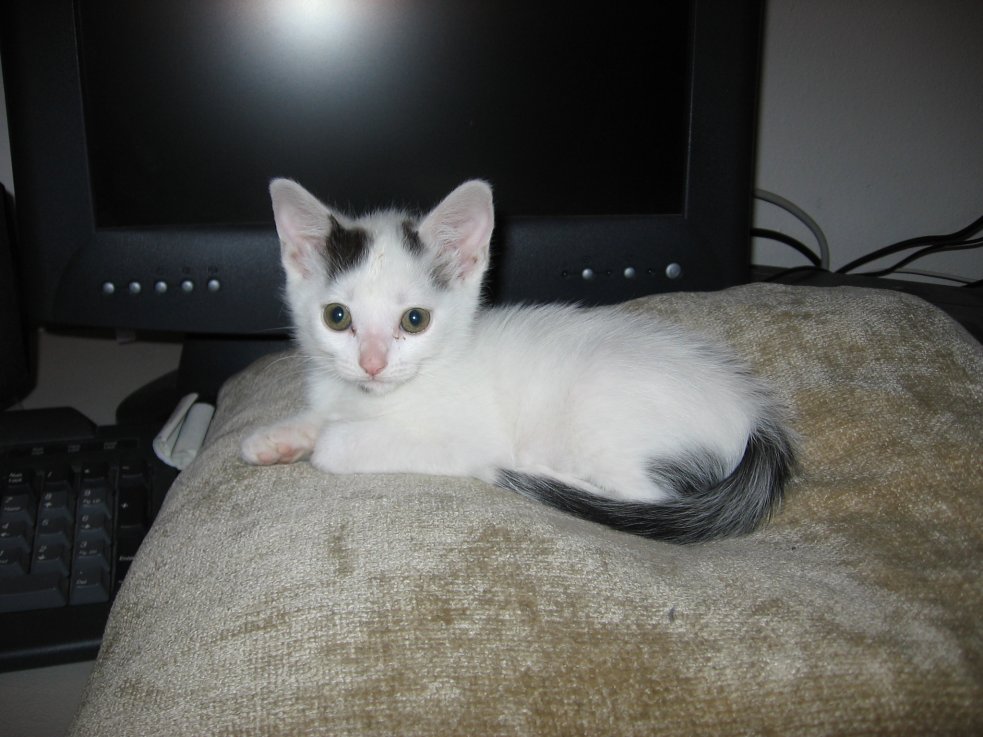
1 0 762 337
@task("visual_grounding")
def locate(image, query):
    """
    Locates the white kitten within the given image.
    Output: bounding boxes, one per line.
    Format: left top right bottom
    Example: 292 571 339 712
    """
241 179 795 542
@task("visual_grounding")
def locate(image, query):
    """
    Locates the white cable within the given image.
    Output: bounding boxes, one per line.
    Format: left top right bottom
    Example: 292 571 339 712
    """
754 189 831 270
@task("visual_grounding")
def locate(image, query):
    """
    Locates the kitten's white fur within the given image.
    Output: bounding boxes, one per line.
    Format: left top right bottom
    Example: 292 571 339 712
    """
242 179 794 541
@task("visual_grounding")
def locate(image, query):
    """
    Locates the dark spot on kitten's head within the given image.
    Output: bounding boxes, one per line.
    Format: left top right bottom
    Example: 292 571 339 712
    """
325 215 369 279
401 220 424 256
403 218 454 290
429 262 454 290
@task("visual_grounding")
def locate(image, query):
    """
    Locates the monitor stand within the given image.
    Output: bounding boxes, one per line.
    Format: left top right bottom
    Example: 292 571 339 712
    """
116 335 289 425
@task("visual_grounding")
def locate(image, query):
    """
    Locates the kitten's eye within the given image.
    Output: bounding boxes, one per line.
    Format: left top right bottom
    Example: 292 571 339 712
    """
400 308 431 334
323 303 352 331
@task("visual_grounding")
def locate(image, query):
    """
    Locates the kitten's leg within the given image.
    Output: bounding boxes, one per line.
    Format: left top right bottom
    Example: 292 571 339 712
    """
310 418 503 478
241 412 323 465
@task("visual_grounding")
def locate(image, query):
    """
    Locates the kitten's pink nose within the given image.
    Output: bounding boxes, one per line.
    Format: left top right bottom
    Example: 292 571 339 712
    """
359 344 388 377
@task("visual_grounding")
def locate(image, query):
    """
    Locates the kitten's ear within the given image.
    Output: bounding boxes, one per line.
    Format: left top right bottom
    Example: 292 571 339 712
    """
269 178 330 281
418 180 494 287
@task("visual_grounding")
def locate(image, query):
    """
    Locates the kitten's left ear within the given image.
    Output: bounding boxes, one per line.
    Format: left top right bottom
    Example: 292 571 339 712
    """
418 180 494 287
269 178 331 282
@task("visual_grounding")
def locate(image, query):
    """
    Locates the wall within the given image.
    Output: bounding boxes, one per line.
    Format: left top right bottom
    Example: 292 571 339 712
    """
753 0 983 281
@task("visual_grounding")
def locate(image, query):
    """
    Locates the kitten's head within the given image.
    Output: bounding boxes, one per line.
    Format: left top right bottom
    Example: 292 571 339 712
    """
270 178 494 395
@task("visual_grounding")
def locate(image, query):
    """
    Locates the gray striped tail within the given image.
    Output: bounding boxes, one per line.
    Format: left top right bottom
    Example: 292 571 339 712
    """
496 420 795 544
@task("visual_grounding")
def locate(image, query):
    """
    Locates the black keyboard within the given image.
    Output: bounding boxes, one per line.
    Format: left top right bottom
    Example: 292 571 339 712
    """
0 408 177 671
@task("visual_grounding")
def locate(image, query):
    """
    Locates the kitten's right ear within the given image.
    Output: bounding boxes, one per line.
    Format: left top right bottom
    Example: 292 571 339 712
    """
269 178 330 281
418 180 494 288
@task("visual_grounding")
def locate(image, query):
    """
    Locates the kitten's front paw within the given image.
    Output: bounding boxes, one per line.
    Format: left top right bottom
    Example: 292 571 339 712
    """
241 423 317 465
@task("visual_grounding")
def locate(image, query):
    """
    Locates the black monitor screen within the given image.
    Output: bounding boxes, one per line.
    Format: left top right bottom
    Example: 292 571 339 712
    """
77 1 689 228
2 0 760 334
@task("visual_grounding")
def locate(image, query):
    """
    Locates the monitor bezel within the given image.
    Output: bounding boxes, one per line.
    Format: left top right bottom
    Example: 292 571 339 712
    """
1 0 762 335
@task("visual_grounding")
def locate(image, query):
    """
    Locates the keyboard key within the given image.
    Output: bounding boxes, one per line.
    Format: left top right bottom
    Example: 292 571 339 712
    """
117 484 147 529
42 465 76 492
74 538 110 570
0 545 30 578
114 527 147 591
32 542 71 577
0 572 68 612
79 485 113 517
0 520 32 550
115 527 145 561
118 460 147 483
69 565 110 605
113 560 132 592
76 511 112 544
3 469 36 493
21 445 49 460
1 492 36 525
39 488 74 519
80 461 110 487
37 514 73 546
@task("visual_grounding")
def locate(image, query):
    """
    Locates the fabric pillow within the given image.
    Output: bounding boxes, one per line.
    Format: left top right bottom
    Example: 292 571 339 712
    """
70 284 983 736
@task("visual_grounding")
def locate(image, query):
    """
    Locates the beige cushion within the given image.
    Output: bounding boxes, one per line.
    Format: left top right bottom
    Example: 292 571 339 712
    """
70 284 983 736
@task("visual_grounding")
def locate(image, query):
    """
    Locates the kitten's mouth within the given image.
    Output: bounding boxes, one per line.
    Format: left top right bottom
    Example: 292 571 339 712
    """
351 364 416 395
357 376 398 395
